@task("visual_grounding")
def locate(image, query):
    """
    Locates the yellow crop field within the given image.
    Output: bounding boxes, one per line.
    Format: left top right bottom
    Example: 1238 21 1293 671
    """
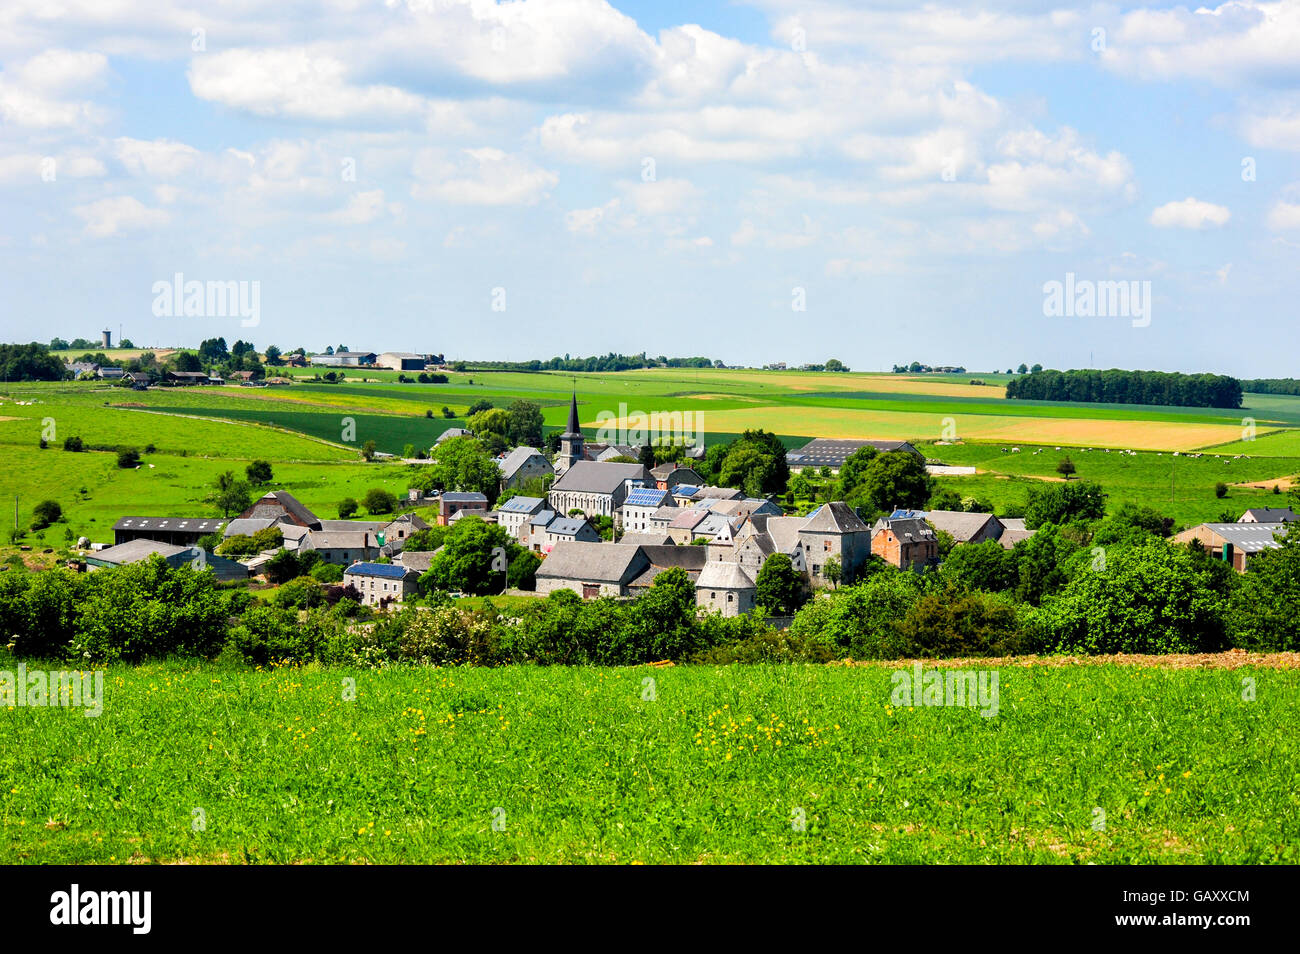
685 406 1251 451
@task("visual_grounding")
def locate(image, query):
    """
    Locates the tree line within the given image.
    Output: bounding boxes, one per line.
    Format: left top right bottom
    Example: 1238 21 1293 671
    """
1005 368 1243 408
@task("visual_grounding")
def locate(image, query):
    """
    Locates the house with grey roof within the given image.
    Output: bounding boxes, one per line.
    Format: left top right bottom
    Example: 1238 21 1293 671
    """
438 491 488 525
625 545 710 593
497 446 553 490
237 491 321 529
621 486 673 533
534 542 650 598
1237 507 1299 524
498 495 548 540
650 463 704 490
798 502 874 584
695 561 757 617
344 561 418 607
872 515 938 572
924 510 1004 545
548 461 650 522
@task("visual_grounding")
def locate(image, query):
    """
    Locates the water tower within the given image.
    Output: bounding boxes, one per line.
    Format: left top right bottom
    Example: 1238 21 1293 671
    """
102 329 112 349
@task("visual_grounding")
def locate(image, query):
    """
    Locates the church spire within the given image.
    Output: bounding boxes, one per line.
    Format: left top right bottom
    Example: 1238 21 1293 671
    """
565 386 580 435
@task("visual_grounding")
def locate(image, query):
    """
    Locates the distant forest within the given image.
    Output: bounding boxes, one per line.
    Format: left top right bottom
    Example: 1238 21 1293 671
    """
1242 379 1300 396
1005 368 1244 409
458 353 720 372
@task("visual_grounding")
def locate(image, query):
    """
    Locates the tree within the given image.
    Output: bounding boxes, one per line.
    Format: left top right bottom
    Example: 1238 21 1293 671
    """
361 440 377 461
264 549 301 585
337 497 359 519
836 446 880 500
467 399 494 416
849 451 931 515
639 444 658 469
264 345 282 365
1017 363 1028 374
62 436 84 452
718 443 777 499
412 436 500 500
1032 539 1231 654
246 460 273 485
213 473 253 518
422 518 514 595
1229 530 1300 650
364 488 397 514
1056 457 1076 480
199 337 229 361
1215 481 1228 499
1031 363 1042 373
1023 481 1105 529
170 351 202 373
31 500 62 530
116 447 141 469
825 358 848 372
1011 524 1079 605
824 555 842 589
940 540 1017 592
618 567 700 661
506 400 545 448
895 584 1024 657
755 553 806 615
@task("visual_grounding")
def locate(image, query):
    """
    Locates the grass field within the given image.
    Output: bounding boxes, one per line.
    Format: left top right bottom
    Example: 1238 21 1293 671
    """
2 370 1299 534
2 661 1296 864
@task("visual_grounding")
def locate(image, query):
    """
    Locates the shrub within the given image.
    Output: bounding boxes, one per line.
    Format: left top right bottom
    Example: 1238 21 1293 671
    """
310 562 344 584
364 488 396 514
1215 481 1228 499
691 626 839 664
893 585 1028 657
116 447 141 468
31 500 62 531
273 576 327 610
338 497 358 519
62 436 83 452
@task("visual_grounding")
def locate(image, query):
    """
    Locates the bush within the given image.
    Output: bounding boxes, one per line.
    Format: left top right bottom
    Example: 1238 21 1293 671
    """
62 436 83 452
116 447 141 468
691 625 839 664
364 488 396 514
310 562 344 584
338 497 358 519
893 585 1029 657
273 576 327 610
787 572 924 659
31 500 62 531
1215 481 1228 499
228 604 340 666
246 460 273 485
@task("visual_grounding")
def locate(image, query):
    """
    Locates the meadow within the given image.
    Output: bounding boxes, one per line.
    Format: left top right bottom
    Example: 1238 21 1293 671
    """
2 661 1296 864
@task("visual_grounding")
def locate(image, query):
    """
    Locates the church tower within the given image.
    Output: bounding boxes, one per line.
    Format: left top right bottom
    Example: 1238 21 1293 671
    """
556 389 584 475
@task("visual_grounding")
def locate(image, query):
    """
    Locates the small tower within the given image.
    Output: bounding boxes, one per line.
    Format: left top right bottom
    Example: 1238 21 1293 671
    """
556 389 584 475
101 329 112 349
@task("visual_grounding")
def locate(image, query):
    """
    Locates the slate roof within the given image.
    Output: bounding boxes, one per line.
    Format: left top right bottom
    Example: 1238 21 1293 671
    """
242 491 319 528
1239 508 1299 523
114 516 225 534
500 495 547 514
873 517 936 543
924 510 1002 543
546 517 592 537
344 562 414 580
550 461 649 494
92 539 190 564
669 509 709 531
697 561 756 590
399 550 436 573
530 509 558 527
442 492 488 503
787 438 920 468
617 532 674 546
304 530 376 550
803 501 871 534
536 542 646 584
498 446 549 479
222 517 278 538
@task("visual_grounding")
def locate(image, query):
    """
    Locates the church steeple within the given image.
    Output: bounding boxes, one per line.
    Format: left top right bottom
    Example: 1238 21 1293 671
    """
556 385 584 475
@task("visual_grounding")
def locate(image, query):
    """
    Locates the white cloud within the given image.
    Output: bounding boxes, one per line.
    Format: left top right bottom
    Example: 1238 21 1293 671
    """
73 196 169 238
1149 197 1231 229
115 138 200 178
1267 200 1300 230
411 147 557 206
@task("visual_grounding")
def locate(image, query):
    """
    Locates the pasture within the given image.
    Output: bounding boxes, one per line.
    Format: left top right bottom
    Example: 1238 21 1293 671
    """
2 661 1296 864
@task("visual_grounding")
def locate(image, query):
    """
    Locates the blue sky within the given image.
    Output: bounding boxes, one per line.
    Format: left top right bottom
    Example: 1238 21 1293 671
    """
1 0 1298 376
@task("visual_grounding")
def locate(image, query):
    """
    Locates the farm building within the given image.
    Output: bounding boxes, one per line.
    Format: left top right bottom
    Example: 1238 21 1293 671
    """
310 351 376 367
786 438 921 472
1237 508 1298 524
924 510 1005 545
438 492 488 526
1172 523 1291 572
87 540 248 582
113 516 225 547
376 352 431 371
497 446 553 490
872 516 938 572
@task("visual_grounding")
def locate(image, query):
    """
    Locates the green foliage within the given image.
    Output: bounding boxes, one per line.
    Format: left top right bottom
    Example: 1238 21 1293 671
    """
1228 531 1300 650
754 553 806 615
1032 540 1233 654
894 584 1029 657
716 429 789 496
246 460 273 485
310 562 344 584
264 548 301 585
1011 523 1080 605
0 343 67 381
787 571 924 659
364 487 397 514
413 436 499 500
62 436 84 452
1215 481 1228 499
116 447 141 468
273 576 327 610
421 517 514 596
506 400 545 448
31 499 62 530
846 450 931 516
941 540 1017 592
337 497 358 519
1023 481 1105 530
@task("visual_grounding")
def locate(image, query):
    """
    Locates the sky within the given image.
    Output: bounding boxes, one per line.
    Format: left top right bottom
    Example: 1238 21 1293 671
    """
1 0 1299 377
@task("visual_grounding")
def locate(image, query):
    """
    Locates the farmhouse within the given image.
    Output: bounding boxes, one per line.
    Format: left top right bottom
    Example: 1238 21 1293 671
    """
924 510 1005 545
164 370 211 386
237 491 321 529
298 530 382 565
872 515 938 571
995 517 1035 549
1237 508 1298 523
650 463 704 490
548 461 650 521
376 352 431 371
1172 522 1291 572
497 446 553 489
786 438 921 472
344 562 418 608
534 542 649 598
113 516 225 547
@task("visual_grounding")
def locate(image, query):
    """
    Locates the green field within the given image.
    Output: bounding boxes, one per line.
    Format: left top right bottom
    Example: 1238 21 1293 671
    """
2 661 1296 864
2 371 1299 535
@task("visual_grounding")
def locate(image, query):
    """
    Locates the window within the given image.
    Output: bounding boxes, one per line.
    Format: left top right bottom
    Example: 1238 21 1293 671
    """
727 593 733 602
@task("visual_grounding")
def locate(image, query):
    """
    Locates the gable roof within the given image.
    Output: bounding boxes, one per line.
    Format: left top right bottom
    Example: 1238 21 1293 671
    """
625 487 671 508
924 509 1002 542
1188 522 1291 552
92 539 191 564
113 516 225 535
536 541 646 584
240 491 319 528
344 562 414 579
399 550 436 573
550 461 649 494
802 501 871 534
499 495 547 514
787 438 921 468
1239 507 1299 523
697 561 755 590
498 446 549 478
873 517 936 542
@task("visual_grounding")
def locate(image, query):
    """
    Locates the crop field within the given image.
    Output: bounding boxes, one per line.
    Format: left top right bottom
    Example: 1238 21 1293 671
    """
2 661 1296 864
